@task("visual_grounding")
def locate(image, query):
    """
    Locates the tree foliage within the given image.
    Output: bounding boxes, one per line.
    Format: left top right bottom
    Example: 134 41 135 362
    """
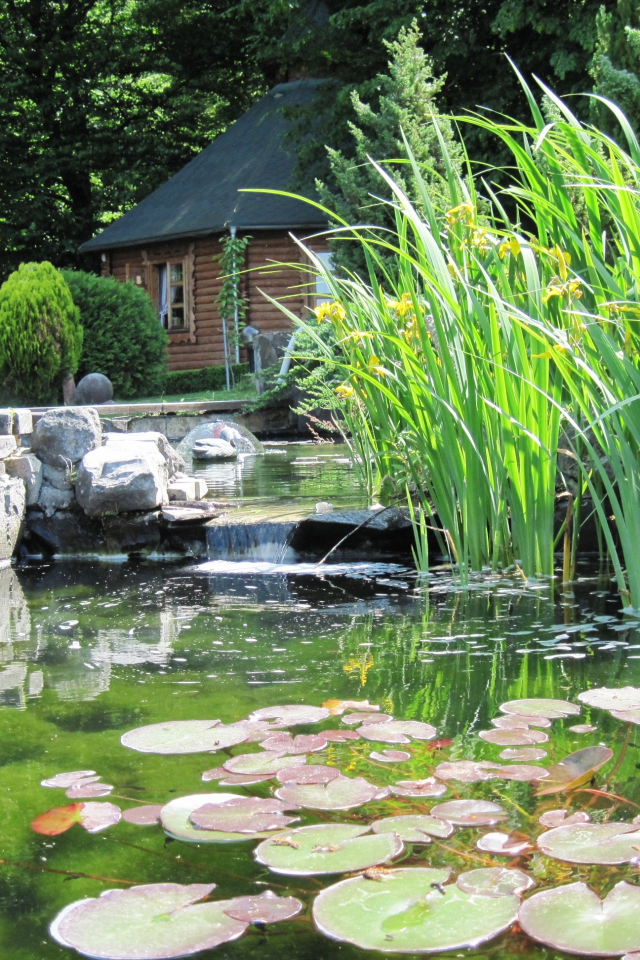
591 1 640 134
0 262 83 404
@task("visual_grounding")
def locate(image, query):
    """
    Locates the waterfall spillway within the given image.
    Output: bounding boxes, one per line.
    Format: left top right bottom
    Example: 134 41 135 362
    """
206 521 298 563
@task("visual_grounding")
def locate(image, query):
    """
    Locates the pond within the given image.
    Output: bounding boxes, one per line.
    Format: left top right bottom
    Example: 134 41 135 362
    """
3 444 640 960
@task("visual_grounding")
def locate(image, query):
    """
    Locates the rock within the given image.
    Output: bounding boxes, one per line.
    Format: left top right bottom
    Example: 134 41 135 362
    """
168 478 197 501
102 511 161 556
32 407 101 468
103 432 186 477
191 439 237 461
315 501 334 514
42 463 73 491
194 478 208 500
73 373 114 406
162 505 218 523
12 408 33 437
37 481 75 517
252 330 291 393
25 506 106 556
76 443 168 516
5 454 43 506
177 421 263 459
0 475 26 561
0 410 13 435
0 436 17 459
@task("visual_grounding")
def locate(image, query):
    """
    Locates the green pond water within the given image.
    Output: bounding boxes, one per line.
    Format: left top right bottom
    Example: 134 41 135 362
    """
2 444 640 960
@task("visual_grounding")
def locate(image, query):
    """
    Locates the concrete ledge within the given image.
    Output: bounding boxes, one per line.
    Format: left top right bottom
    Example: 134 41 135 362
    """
31 400 246 421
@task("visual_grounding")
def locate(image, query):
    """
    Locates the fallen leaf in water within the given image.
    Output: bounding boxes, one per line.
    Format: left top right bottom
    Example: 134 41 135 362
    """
535 745 613 795
322 699 380 716
32 804 85 835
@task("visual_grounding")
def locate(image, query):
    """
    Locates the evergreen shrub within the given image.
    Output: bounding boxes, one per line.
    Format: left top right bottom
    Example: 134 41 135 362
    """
62 270 168 399
164 363 249 396
0 261 83 404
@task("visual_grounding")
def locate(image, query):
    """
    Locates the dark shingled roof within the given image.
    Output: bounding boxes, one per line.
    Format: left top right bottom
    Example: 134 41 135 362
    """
80 78 327 253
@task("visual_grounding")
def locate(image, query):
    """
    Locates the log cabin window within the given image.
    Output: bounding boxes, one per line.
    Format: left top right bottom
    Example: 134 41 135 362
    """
314 251 335 306
156 260 188 330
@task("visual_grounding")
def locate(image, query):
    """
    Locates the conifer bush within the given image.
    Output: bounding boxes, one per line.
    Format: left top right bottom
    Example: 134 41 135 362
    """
63 270 168 399
0 261 83 404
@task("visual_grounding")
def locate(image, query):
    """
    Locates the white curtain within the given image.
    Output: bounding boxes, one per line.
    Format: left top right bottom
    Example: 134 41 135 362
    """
158 264 168 327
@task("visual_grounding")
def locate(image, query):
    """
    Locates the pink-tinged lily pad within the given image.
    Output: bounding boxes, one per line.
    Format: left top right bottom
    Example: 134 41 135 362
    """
41 771 98 789
535 745 613 795
66 782 113 799
260 733 327 754
201 767 226 782
120 720 250 754
538 809 590 829
276 765 341 785
611 708 640 724
237 721 285 742
500 698 580 719
222 752 307 776
569 724 597 733
476 833 531 855
431 800 507 826
357 720 437 744
50 883 249 960
499 747 547 761
321 729 361 742
122 805 163 826
538 822 640 864
499 765 549 782
255 823 403 876
371 815 453 842
161 793 273 844
312 868 518 953
222 891 303 924
390 778 448 798
80 802 122 833
342 713 392 726
189 798 299 834
577 686 640 713
492 715 552 729
435 761 503 783
275 776 379 811
219 774 274 786
519 881 640 956
479 728 548 746
248 705 330 725
323 698 380 716
370 749 411 763
457 868 534 898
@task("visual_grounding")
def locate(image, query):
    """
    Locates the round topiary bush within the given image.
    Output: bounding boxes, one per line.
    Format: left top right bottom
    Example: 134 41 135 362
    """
62 270 168 399
0 261 84 405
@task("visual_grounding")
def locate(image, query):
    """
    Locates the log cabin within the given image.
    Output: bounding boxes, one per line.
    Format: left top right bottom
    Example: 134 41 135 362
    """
80 78 330 372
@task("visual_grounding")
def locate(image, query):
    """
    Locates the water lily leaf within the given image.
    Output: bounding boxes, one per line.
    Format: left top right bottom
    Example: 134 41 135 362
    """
32 803 85 835
220 774 274 786
189 798 298 834
500 698 580 718
201 767 225 782
343 713 392 726
50 882 248 960
222 752 307 776
499 748 547 761
370 750 411 763
161 793 273 843
80 802 122 833
476 832 531 855
66 782 113 799
538 809 590 829
312 868 518 953
457 868 534 898
371 815 453 842
323 699 380 716
41 771 97 789
248 705 330 725
122 805 163 826
479 728 548 746
260 734 327 754
569 724 597 733
390 778 448 798
431 800 507 826
519 881 640 956
120 720 250 754
611 709 640 724
577 686 640 713
276 765 341 785
275 776 379 810
537 822 640 864
434 761 502 783
499 765 549 782
254 823 403 875
535 745 613 795
491 715 551 729
322 729 361 742
358 720 437 744
222 891 303 923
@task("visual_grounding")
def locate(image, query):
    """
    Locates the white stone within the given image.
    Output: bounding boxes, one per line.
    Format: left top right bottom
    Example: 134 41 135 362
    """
0 476 25 560
0 410 13 435
13 408 33 436
76 443 168 516
0 436 17 460
191 439 237 461
4 454 43 506
32 407 101 467
104 431 185 477
168 478 197 502
42 463 73 490
193 478 208 500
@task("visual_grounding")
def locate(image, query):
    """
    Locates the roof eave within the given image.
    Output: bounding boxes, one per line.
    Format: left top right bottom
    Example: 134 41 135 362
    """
79 221 329 254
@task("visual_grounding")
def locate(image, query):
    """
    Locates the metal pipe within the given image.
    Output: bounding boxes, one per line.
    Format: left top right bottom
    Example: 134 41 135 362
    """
230 225 240 364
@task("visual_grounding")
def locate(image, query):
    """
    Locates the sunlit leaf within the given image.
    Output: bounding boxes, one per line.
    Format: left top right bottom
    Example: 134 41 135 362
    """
371 815 453 842
500 698 580 719
431 800 507 826
535 745 613 795
222 891 303 923
275 776 378 810
538 822 640 864
357 720 437 744
457 868 534 898
254 823 403 876
32 804 85 836
120 720 251 754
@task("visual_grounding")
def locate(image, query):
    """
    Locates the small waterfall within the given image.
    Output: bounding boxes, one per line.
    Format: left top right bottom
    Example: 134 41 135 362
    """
206 521 298 563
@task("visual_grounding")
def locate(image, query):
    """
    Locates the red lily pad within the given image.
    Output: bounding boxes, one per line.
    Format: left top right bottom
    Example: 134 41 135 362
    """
222 891 303 923
370 750 411 763
457 868 534 898
342 713 392 726
222 752 307 776
357 720 437 744
260 733 327 754
322 698 380 716
499 748 547 761
476 832 531 855
371 815 453 842
539 809 590 829
431 800 507 826
275 776 379 810
248 705 330 725
66 782 113 799
41 771 98 789
500 698 580 719
122 805 163 826
390 778 448 798
479 728 548 746
321 729 361 742
189 798 299 834
276 765 341 785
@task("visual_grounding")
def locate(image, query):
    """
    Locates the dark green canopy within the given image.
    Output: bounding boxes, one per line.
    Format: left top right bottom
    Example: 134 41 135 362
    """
80 79 327 253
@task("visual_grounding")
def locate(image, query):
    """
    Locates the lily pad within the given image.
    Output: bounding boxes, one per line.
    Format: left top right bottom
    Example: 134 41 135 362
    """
50 882 248 960
248 705 330 725
120 720 250 754
222 752 307 776
537 822 640 864
220 774 274 786
161 793 273 844
390 778 448 798
519 881 640 956
538 809 590 829
323 698 380 716
569 724 597 733
322 729 361 742
479 728 548 746
32 802 121 836
476 832 531 855
358 720 437 744
492 715 552 729
276 765 341 785
500 698 580 719
343 713 392 726
370 750 411 763
371 815 453 842
66 782 113 799
80 803 122 833
535 745 613 795
189 798 298 834
275 776 379 810
611 708 640 724
41 771 98 789
431 800 507 826
577 686 640 713
457 868 534 898
254 823 403 876
312 867 519 953
222 891 303 923
122 805 163 826
201 767 225 782
260 733 327 754
499 747 547 761
434 761 502 783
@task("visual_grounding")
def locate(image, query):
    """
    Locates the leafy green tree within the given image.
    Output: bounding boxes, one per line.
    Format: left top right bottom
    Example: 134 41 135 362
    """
315 23 464 275
590 1 640 133
0 263 83 404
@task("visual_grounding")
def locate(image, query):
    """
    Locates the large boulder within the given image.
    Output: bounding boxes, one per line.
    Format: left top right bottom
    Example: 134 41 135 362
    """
103 432 186 477
76 442 168 516
4 454 42 506
0 475 26 562
177 420 263 459
32 408 101 468
192 439 237 461
73 373 113 406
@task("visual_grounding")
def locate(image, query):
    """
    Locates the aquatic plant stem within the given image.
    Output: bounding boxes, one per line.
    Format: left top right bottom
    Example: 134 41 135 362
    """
0 858 136 885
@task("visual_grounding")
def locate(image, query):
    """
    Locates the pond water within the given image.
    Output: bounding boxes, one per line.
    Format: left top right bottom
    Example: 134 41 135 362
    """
3 444 640 960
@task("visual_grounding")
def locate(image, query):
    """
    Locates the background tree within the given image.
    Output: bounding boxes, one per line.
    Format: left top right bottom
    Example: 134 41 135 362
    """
591 1 640 134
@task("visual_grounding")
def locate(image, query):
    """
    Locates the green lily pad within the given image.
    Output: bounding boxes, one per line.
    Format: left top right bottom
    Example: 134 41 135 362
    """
519 881 640 956
456 868 534 898
537 822 640 864
390 778 447 798
500 698 580 718
274 776 379 810
120 720 250 754
312 868 518 953
536 745 613 796
371 815 453 842
161 793 273 843
254 823 404 875
50 883 248 959
189 797 299 834
431 800 507 826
